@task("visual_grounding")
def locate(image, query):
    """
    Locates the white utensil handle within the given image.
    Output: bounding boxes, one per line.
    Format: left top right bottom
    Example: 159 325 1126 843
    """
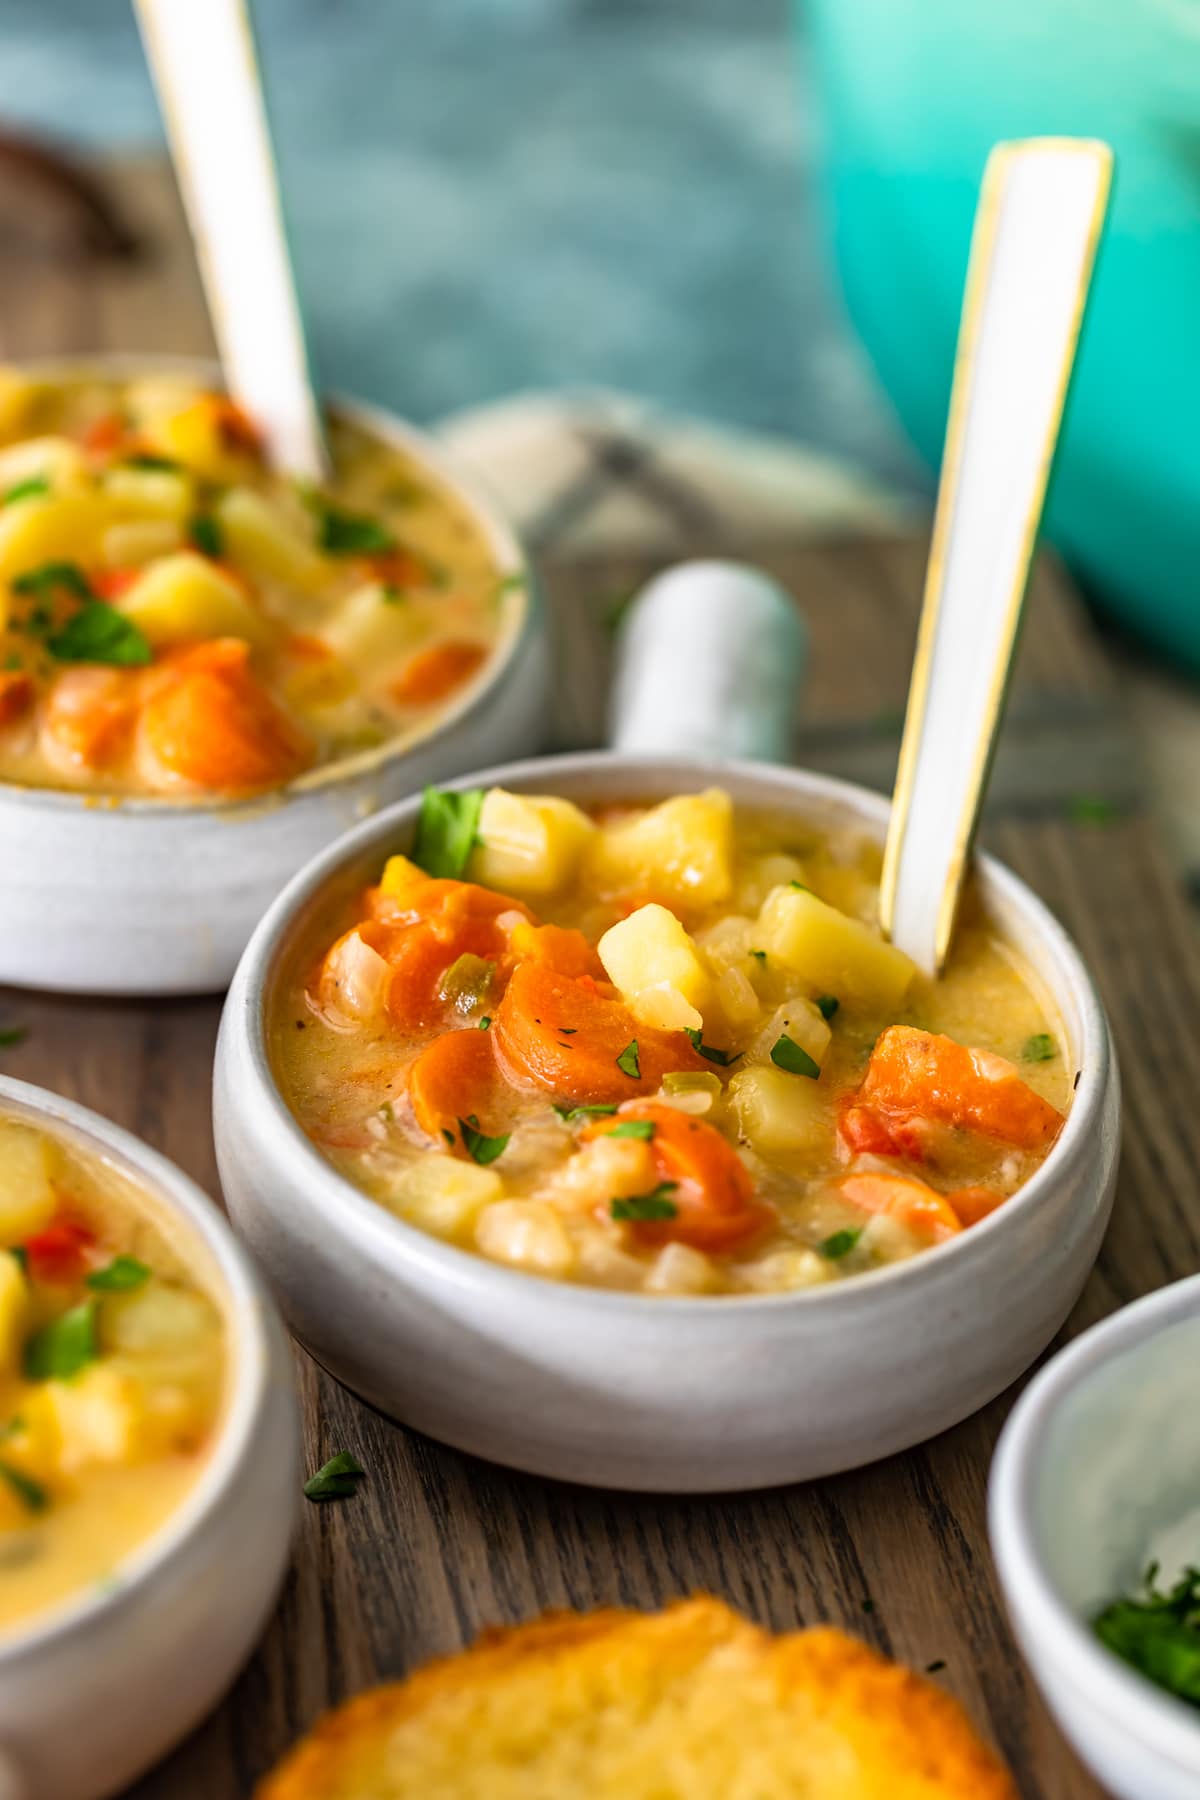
134 0 329 480
609 560 806 762
881 138 1112 974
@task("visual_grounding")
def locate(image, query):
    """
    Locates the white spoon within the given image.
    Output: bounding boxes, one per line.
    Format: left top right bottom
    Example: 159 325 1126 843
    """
133 0 329 480
880 138 1112 975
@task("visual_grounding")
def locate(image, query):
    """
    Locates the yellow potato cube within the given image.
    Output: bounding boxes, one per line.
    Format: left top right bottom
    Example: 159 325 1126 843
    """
0 435 88 494
474 1200 575 1277
734 852 810 916
143 396 254 485
116 551 277 650
737 1247 835 1293
755 885 916 1010
316 581 424 669
0 489 106 584
584 789 734 908
98 1280 218 1363
0 1252 31 1373
598 903 712 1033
645 1243 717 1295
216 487 332 596
100 519 184 568
727 1065 829 1157
0 1121 59 1245
378 854 427 900
385 1158 502 1239
101 464 194 522
469 789 596 896
47 1366 154 1469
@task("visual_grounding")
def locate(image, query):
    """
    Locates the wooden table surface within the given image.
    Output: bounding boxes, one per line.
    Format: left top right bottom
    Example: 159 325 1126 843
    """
2 152 1199 1800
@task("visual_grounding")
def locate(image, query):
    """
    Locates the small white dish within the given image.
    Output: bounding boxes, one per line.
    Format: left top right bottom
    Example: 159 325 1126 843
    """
0 357 545 997
990 1275 1200 1800
214 751 1119 1493
0 1075 299 1800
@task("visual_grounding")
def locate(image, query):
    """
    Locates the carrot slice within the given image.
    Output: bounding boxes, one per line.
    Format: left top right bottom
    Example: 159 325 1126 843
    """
588 1102 771 1251
839 1172 963 1243
947 1185 1006 1228
408 1029 512 1144
507 920 604 981
836 1099 928 1163
138 638 312 794
857 1026 1063 1150
493 962 705 1104
0 670 34 728
390 640 486 706
43 667 140 769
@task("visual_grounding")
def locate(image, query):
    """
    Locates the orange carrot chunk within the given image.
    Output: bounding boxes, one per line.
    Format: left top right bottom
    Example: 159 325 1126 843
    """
492 962 705 1105
138 638 312 793
838 1172 963 1244
947 1185 1006 1228
836 1099 929 1163
857 1025 1063 1150
588 1102 772 1252
390 640 486 707
42 667 140 769
408 1029 512 1145
0 670 34 728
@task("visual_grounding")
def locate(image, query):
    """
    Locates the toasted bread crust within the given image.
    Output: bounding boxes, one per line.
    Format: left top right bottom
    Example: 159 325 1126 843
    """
258 1597 1016 1800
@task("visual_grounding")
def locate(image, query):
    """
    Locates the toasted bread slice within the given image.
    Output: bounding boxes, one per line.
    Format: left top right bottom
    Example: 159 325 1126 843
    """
257 1596 1015 1799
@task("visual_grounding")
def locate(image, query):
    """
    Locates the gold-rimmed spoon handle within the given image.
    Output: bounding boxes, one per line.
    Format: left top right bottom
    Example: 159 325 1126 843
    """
880 138 1112 975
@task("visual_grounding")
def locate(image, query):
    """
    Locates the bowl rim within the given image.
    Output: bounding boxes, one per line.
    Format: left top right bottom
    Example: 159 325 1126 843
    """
989 1271 1200 1776
221 749 1115 1321
0 1074 284 1663
0 353 535 817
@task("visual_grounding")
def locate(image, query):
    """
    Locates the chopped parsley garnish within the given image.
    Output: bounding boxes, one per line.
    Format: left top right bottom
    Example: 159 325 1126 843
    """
1093 1565 1200 1706
1067 794 1119 827
122 452 181 472
554 1102 618 1121
818 1227 862 1260
611 1183 679 1222
411 785 484 879
478 1016 491 1031
1022 1033 1057 1063
770 1035 821 1079
0 1026 27 1049
188 511 223 558
303 1450 366 1503
749 949 767 965
0 1460 48 1514
458 1115 510 1166
608 1118 655 1141
3 475 49 506
8 1247 27 1273
310 496 395 555
815 994 840 1021
86 1255 151 1292
13 560 92 603
48 601 152 667
617 1040 641 1079
684 1029 739 1067
789 879 813 893
23 1299 99 1381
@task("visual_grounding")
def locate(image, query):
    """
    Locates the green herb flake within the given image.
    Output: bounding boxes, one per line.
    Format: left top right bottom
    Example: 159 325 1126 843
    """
771 1035 821 1079
616 1040 641 1079
0 1460 48 1514
478 1016 491 1031
458 1115 510 1166
611 1183 679 1222
1022 1033 1057 1063
49 603 152 668
12 560 92 603
411 786 485 879
311 497 395 556
0 1026 27 1049
188 511 223 558
8 1247 27 1274
23 1299 99 1381
608 1119 655 1141
380 583 404 605
815 994 840 1021
749 949 767 965
1067 794 1119 828
1093 1565 1200 1707
86 1255 151 1293
554 1101 618 1122
683 1028 740 1067
3 476 49 506
818 1227 862 1260
303 1450 366 1503
122 452 181 472
789 879 813 893
441 1128 456 1149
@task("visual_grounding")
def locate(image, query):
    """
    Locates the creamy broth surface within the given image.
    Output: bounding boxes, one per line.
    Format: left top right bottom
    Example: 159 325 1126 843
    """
0 370 513 799
272 788 1072 1297
0 1114 225 1631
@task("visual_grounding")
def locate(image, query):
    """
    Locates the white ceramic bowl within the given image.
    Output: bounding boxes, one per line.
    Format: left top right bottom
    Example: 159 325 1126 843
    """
0 358 545 997
990 1275 1200 1800
0 1076 299 1800
214 752 1119 1493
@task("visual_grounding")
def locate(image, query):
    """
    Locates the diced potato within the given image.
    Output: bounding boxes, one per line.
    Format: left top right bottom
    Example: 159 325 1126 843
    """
0 1121 59 1245
142 397 254 485
598 903 712 1032
100 518 184 568
0 489 106 584
659 1071 721 1115
475 1200 575 1277
737 1247 835 1293
47 1365 154 1469
734 852 809 916
0 435 88 493
537 1135 657 1212
0 368 36 442
385 1156 502 1239
645 1242 717 1295
379 854 426 901
98 1280 218 1363
469 789 596 896
857 1212 923 1264
755 885 916 1010
0 1252 31 1373
748 999 831 1071
727 1065 828 1157
694 913 754 971
116 551 277 650
712 965 760 1033
584 789 734 909
216 487 332 596
101 464 194 522
316 581 424 668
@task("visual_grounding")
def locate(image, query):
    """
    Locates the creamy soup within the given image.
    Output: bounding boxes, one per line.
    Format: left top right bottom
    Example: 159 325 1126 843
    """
0 370 516 798
272 786 1071 1297
0 1114 225 1631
